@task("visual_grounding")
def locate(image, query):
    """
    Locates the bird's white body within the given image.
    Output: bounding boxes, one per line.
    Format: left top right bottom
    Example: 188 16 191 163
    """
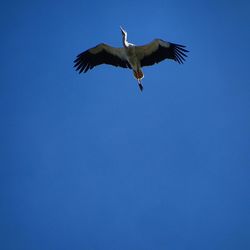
74 27 188 91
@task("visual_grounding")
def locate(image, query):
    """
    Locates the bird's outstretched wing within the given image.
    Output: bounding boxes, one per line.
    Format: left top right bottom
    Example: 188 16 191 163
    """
74 43 131 73
136 39 189 67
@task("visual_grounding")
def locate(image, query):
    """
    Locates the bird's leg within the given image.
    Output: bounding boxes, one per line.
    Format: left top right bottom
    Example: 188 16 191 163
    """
137 79 143 92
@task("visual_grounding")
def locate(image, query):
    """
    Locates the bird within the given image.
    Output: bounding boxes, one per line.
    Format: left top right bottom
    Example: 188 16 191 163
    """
74 26 189 91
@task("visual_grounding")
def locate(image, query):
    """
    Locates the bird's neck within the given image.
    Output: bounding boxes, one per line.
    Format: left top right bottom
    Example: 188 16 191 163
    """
122 34 129 48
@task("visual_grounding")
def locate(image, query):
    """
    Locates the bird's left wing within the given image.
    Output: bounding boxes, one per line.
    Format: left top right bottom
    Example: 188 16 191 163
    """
136 39 189 67
74 43 131 73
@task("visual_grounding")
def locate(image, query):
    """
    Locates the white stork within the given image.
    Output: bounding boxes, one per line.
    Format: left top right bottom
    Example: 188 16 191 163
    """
74 27 188 91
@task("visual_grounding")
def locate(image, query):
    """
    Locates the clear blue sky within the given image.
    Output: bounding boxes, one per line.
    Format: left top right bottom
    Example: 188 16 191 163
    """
1 0 250 249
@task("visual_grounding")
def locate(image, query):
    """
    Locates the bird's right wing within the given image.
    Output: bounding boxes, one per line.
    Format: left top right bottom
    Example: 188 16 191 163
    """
74 43 131 73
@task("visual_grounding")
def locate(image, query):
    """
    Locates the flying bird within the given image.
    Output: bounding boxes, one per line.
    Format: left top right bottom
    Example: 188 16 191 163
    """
74 27 188 91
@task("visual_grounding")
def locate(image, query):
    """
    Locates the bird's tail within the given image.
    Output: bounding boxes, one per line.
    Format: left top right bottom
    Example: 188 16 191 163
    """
133 70 144 92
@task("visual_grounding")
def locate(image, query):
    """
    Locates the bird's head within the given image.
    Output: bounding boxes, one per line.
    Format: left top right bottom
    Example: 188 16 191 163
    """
120 26 127 37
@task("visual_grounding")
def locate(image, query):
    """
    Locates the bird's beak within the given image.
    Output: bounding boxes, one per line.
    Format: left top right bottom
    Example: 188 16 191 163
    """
120 26 125 34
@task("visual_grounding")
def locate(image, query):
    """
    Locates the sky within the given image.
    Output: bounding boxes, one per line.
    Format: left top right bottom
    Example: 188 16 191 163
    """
1 0 250 249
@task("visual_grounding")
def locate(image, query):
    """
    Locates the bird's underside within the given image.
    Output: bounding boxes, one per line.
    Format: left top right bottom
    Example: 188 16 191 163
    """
74 27 189 92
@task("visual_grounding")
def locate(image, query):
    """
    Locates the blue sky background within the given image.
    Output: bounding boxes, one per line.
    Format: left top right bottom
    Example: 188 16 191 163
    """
1 0 250 249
